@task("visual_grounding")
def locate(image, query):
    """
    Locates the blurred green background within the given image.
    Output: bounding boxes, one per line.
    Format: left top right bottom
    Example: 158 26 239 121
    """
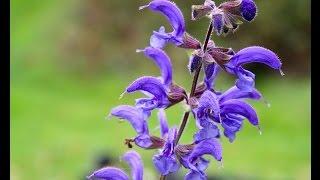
11 0 310 179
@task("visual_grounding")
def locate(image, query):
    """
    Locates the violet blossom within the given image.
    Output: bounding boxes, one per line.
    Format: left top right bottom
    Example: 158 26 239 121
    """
87 150 143 180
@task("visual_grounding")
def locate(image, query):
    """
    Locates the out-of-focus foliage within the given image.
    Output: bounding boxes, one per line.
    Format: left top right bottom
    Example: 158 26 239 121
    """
57 0 310 76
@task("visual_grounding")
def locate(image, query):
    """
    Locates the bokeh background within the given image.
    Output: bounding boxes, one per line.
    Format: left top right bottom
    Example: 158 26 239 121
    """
11 0 310 179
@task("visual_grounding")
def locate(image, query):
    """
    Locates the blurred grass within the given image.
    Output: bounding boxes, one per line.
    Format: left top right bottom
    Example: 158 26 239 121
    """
11 0 310 179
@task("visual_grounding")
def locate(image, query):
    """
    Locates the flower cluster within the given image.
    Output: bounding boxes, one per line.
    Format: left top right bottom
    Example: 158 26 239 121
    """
88 0 283 179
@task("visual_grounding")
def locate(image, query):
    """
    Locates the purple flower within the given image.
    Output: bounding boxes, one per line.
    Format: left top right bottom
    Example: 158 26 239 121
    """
125 76 170 111
177 138 222 180
153 127 180 175
124 46 187 111
88 150 143 180
87 167 129 180
140 0 185 48
137 47 172 87
110 105 164 149
225 46 283 91
193 87 261 142
192 0 258 35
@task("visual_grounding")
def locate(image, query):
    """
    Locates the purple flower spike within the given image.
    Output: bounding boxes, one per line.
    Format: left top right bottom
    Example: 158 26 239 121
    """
110 105 149 135
139 47 173 86
221 99 259 126
240 0 257 21
158 109 169 137
226 46 282 71
140 0 185 47
122 151 144 180
87 167 129 180
126 76 168 101
219 85 262 103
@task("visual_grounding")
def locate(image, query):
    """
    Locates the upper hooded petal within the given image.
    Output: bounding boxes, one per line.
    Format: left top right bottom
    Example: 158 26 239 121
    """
87 167 129 180
221 99 259 126
226 46 282 73
140 47 173 86
126 76 168 101
110 105 149 135
141 0 185 37
122 151 144 180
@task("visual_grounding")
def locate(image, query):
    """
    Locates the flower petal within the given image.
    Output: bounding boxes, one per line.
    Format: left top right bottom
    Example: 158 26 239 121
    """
152 154 180 175
188 54 202 73
204 63 221 90
122 151 144 180
212 13 224 35
226 46 282 73
158 109 169 137
194 122 220 143
235 67 255 91
221 114 243 142
135 98 159 111
240 0 257 21
134 134 153 148
150 26 167 49
198 90 220 116
126 76 169 102
141 0 185 38
185 170 206 180
189 138 222 162
87 167 129 180
110 105 148 135
219 85 261 103
140 47 172 86
221 99 259 126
